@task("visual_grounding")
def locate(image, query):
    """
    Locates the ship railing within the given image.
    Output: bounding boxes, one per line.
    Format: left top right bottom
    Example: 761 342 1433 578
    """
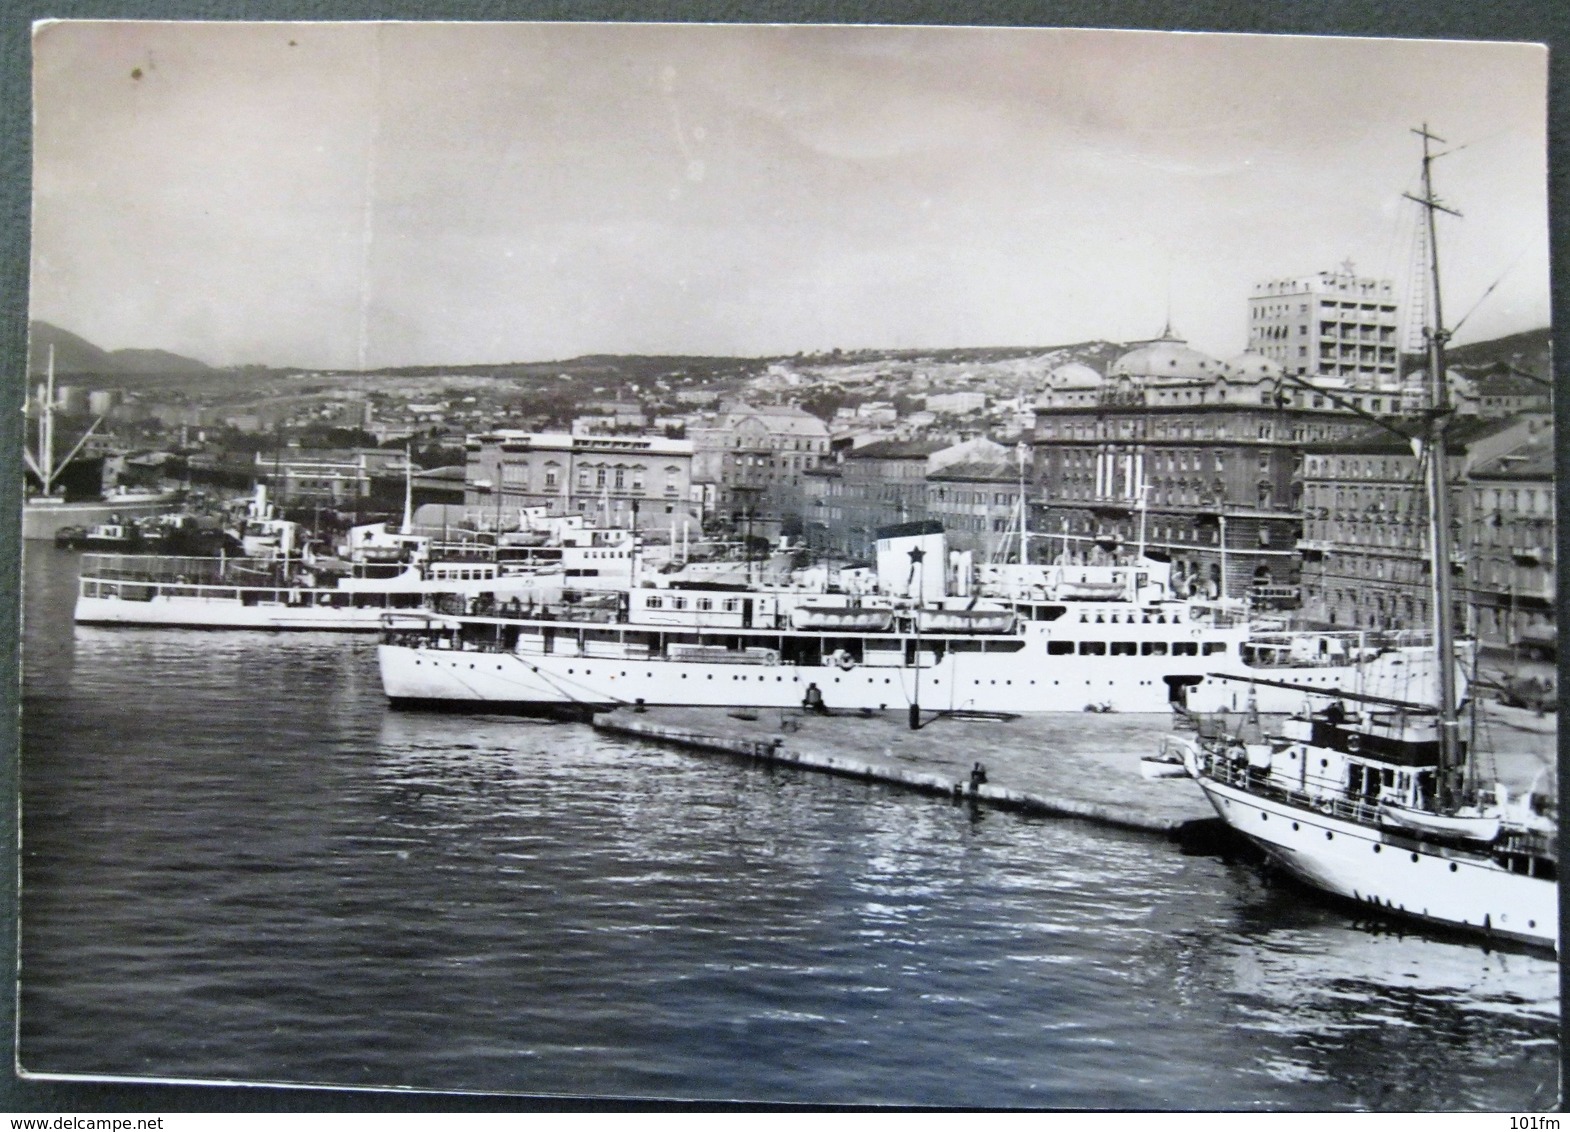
1201 745 1381 827
80 553 293 586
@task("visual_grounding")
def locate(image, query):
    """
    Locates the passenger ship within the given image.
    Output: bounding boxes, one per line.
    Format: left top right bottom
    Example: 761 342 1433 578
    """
376 528 1451 717
74 501 642 632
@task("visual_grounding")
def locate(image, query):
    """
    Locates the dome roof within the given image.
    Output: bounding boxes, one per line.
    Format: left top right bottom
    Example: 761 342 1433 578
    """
1222 352 1283 381
1109 327 1221 382
1045 362 1103 389
1401 367 1467 386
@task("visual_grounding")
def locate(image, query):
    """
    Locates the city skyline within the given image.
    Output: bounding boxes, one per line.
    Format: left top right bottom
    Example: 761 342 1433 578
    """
30 22 1550 372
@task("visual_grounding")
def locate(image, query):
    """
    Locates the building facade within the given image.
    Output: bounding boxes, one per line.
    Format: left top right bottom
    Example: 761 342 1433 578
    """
1248 263 1401 389
926 459 1023 558
687 403 830 538
254 447 409 507
464 430 697 533
1459 422 1555 650
1297 413 1550 631
1030 335 1366 603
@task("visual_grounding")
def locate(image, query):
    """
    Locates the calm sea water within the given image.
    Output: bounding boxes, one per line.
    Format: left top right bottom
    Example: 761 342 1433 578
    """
18 547 1560 1108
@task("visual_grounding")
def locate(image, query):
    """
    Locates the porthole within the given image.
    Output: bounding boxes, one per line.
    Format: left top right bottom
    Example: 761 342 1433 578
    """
1325 831 1334 841
1291 822 1299 831
1373 844 1381 853
1448 863 1457 872
1410 853 1419 863
1260 813 1268 821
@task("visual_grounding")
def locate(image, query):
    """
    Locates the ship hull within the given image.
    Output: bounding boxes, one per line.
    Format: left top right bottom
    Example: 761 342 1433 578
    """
1192 773 1557 952
376 636 1439 717
76 593 388 631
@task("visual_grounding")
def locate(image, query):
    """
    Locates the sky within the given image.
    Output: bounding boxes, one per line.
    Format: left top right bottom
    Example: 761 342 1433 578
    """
29 21 1551 371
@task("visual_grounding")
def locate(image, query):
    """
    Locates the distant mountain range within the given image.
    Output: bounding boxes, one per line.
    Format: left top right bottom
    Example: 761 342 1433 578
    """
28 319 1552 387
28 321 213 378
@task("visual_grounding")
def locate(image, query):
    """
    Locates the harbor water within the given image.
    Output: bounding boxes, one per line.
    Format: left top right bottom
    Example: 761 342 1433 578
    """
18 547 1560 1108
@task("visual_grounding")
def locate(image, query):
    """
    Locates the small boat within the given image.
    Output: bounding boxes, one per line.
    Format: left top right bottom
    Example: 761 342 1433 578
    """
1140 735 1194 779
1377 803 1500 843
54 520 143 551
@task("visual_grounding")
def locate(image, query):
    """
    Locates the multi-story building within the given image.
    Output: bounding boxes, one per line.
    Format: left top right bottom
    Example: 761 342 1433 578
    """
688 403 830 538
1031 337 1367 603
253 447 410 508
1455 367 1555 418
1248 262 1400 389
926 457 1023 559
464 430 697 534
1459 421 1555 650
1297 412 1549 631
821 438 946 559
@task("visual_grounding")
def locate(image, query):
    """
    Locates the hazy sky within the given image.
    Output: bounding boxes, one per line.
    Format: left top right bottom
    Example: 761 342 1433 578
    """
30 21 1550 370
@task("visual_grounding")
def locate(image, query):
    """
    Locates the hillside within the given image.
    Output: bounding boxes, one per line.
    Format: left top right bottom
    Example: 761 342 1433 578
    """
29 321 214 379
1403 326 1551 377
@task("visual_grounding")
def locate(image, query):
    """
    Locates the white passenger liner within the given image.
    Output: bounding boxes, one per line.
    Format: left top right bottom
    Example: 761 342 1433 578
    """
375 560 1450 717
73 515 642 632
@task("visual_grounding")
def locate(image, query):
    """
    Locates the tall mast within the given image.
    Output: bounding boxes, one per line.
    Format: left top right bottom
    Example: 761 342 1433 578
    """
43 345 55 494
1404 123 1463 805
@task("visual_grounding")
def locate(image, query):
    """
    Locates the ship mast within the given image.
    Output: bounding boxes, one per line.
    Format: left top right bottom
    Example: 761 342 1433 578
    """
1404 124 1463 806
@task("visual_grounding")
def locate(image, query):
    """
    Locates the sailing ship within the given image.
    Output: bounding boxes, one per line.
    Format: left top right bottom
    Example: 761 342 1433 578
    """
1175 126 1558 953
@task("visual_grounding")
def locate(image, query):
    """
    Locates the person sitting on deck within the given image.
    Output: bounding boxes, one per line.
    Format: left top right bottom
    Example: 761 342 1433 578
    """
802 682 827 715
1323 699 1347 726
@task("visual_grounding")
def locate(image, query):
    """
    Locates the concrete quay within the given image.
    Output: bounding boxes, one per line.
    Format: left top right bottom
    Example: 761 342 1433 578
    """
591 700 1557 840
592 706 1223 839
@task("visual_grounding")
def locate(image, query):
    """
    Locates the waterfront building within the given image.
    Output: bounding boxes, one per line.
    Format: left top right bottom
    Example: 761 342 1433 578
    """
1247 262 1401 389
1296 412 1549 630
253 447 410 507
688 403 831 538
926 456 1023 558
1459 422 1555 650
464 430 697 533
1029 333 1358 604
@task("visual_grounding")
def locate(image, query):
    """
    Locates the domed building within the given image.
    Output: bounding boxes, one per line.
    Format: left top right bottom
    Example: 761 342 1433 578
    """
1035 361 1104 409
1107 326 1224 383
1222 351 1283 382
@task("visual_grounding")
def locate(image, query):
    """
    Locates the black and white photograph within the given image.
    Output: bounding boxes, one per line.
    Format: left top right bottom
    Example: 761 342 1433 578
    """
16 19 1559 1109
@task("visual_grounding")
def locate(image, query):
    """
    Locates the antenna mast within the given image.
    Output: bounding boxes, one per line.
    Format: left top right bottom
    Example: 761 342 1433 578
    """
1403 123 1463 805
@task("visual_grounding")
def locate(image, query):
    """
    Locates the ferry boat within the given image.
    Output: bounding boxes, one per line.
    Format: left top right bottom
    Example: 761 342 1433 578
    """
1171 128 1558 954
73 497 643 632
375 526 1450 718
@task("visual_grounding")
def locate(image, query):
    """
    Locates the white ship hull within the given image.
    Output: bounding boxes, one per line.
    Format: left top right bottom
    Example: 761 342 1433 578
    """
1192 773 1557 952
376 631 1439 717
75 592 391 631
75 571 575 632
